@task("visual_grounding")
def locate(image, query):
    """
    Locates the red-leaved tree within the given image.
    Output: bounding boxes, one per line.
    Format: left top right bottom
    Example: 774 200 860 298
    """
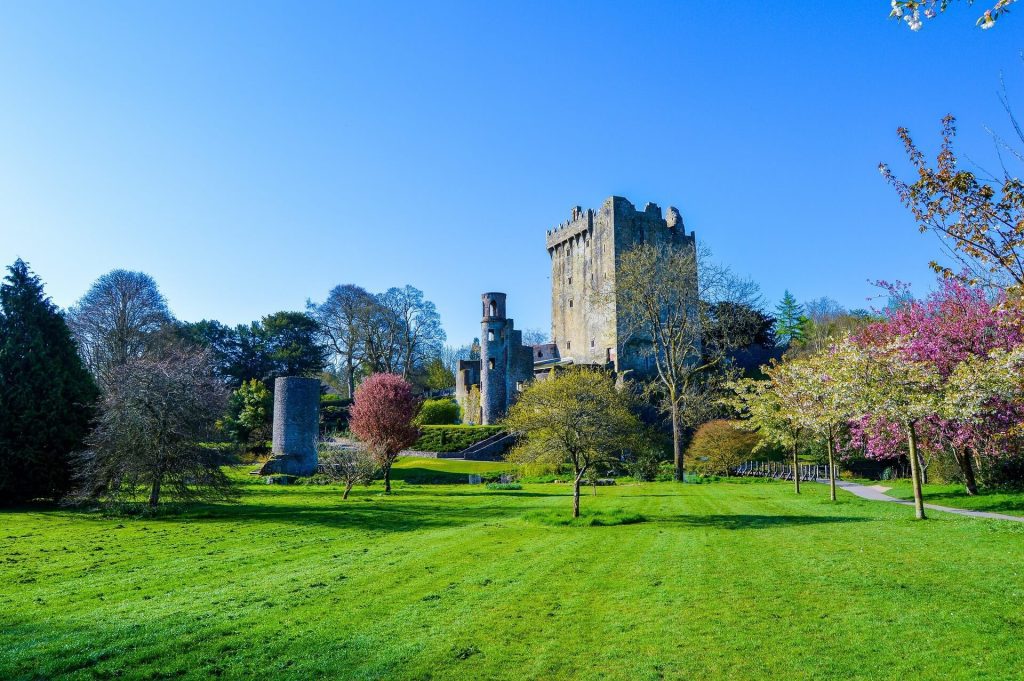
349 373 420 493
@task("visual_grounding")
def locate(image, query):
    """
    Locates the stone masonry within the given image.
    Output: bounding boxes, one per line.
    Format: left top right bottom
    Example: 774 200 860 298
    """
546 196 696 376
259 376 321 476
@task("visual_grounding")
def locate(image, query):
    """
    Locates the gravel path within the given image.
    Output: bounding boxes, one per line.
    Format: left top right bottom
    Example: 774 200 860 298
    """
835 480 1024 523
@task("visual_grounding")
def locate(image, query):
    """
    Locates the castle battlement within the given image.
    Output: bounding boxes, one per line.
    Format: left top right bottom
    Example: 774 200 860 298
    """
547 195 696 375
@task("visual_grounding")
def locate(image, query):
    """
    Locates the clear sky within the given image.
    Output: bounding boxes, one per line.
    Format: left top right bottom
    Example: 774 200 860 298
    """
2 2 1021 345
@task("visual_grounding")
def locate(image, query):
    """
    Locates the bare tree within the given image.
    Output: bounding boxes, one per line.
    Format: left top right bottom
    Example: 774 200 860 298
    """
522 328 550 346
613 242 761 481
317 443 378 499
67 270 174 385
307 284 375 397
376 286 446 379
74 345 231 508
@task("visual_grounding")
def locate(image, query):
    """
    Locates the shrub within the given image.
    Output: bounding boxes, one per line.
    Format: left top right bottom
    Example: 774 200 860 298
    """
686 420 760 476
320 396 353 434
625 448 663 482
416 398 460 425
412 425 502 453
485 482 522 490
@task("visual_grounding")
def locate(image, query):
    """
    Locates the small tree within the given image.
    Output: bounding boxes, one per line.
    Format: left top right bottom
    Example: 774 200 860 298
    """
503 369 642 517
76 346 231 508
686 420 760 477
317 444 378 500
727 376 805 493
349 373 420 493
835 338 943 519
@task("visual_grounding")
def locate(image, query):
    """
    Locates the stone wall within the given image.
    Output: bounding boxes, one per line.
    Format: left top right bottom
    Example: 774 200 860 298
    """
547 196 696 376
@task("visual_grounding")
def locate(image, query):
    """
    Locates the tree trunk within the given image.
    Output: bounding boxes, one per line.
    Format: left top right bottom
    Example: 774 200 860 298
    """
343 480 354 500
148 476 162 508
826 430 837 502
346 357 355 399
907 422 926 520
573 476 582 518
383 465 392 494
671 400 684 482
792 443 800 494
954 448 979 496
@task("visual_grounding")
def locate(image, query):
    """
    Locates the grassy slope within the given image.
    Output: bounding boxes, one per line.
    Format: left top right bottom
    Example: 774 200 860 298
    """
3 470 1024 680
875 479 1024 514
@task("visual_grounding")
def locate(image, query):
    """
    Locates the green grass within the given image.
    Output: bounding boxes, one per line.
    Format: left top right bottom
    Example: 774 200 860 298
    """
389 456 512 484
873 479 1024 515
3 471 1024 680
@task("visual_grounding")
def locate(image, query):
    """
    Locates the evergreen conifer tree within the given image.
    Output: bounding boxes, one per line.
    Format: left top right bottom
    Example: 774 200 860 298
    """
774 290 807 347
0 259 99 503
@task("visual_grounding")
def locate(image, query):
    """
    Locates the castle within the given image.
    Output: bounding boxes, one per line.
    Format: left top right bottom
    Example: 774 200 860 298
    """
456 196 696 424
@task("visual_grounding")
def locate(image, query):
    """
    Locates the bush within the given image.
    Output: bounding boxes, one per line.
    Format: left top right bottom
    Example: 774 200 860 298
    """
686 420 760 476
625 448 663 482
320 396 353 434
485 482 522 490
416 398 460 426
412 425 503 453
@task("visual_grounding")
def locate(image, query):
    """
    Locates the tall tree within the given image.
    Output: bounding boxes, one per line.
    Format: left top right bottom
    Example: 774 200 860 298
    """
307 284 376 397
259 311 327 380
0 260 99 504
727 373 805 494
504 369 642 517
378 285 446 380
348 373 420 494
67 269 174 384
774 291 807 347
614 242 761 481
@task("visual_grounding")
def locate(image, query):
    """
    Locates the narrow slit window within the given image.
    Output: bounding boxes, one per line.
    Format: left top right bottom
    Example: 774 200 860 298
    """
488 358 495 370
487 330 495 341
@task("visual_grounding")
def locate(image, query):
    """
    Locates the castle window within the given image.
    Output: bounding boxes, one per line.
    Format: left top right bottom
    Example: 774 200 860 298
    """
566 341 571 350
489 301 497 317
487 330 495 342
591 340 595 348
488 358 495 370
568 277 572 285
569 299 573 308
537 350 542 358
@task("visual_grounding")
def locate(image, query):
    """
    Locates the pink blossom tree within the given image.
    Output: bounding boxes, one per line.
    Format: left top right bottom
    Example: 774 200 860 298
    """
849 279 1024 495
349 373 420 494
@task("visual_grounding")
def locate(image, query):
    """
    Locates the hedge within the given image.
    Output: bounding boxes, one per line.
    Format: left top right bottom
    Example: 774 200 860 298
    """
412 425 503 453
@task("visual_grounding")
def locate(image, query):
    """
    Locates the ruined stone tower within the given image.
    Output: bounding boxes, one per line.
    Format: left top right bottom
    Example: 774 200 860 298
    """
456 293 534 425
480 293 508 425
259 376 321 476
546 196 696 376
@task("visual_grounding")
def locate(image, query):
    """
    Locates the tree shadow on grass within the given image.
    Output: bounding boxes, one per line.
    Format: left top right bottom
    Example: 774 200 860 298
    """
921 492 1024 515
653 514 872 530
149 497 552 533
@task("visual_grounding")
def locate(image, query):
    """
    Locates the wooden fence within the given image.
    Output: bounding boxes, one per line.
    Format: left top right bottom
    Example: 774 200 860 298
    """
732 460 835 482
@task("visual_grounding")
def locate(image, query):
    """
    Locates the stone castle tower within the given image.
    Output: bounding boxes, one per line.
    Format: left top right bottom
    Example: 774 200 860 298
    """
546 196 696 376
455 293 534 425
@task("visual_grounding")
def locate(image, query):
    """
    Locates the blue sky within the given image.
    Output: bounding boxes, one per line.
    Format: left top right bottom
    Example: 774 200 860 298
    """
2 1 1022 345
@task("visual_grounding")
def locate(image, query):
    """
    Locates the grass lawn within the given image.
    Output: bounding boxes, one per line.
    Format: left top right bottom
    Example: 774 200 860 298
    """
872 479 1024 515
3 464 1024 680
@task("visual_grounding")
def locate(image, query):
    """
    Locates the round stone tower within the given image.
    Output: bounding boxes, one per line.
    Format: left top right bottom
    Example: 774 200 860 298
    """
480 292 508 425
270 376 321 476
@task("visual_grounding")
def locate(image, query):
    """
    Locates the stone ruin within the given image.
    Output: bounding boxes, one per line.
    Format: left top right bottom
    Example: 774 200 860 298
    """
258 376 320 477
